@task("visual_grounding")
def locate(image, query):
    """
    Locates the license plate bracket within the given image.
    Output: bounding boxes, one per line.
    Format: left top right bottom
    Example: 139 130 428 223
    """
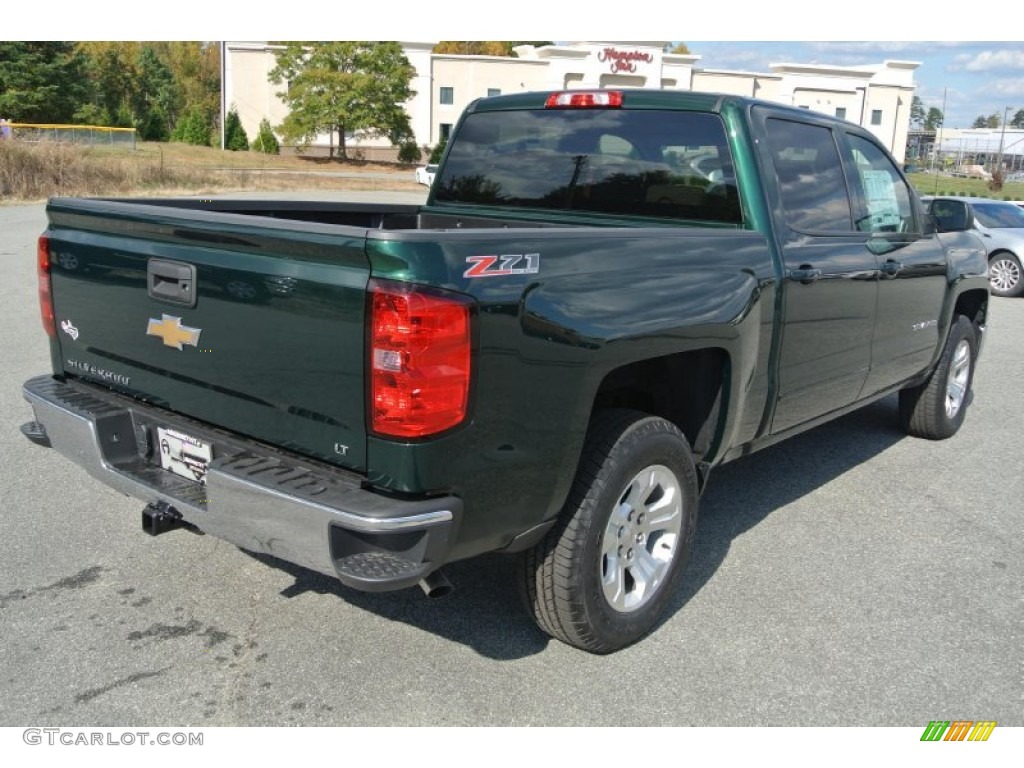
156 427 212 484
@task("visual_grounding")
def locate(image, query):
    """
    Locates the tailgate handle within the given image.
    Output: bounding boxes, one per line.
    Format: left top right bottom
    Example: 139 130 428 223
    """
148 259 197 308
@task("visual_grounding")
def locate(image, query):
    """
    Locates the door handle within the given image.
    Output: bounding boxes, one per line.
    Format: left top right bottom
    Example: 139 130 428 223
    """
148 259 197 308
790 265 822 284
879 260 903 277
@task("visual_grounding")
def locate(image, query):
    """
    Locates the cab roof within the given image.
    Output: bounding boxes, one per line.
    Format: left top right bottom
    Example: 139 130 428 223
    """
465 89 731 114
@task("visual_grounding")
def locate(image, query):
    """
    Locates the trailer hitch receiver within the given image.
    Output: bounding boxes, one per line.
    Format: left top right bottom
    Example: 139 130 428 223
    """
142 501 183 536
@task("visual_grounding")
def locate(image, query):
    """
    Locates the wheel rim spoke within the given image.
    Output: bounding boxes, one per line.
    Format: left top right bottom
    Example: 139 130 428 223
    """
945 339 971 418
991 259 1020 292
600 463 684 614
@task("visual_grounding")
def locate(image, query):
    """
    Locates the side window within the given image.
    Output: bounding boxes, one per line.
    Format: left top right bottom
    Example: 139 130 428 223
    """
765 118 853 232
847 135 915 233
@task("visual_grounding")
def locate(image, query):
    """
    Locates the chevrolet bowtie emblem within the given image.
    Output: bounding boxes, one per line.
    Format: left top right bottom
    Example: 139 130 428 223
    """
147 314 202 350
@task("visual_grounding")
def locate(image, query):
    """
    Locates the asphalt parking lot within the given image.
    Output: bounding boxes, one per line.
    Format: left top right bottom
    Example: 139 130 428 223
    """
1 197 1021 728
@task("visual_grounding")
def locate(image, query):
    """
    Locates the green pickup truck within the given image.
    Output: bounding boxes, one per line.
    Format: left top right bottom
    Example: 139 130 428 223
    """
21 90 989 653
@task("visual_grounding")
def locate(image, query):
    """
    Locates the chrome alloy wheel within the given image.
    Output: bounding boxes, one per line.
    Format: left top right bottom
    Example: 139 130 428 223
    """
989 257 1021 294
945 339 972 419
600 464 683 613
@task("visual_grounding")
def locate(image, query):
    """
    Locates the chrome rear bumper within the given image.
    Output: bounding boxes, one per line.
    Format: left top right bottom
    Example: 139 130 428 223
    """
22 375 460 592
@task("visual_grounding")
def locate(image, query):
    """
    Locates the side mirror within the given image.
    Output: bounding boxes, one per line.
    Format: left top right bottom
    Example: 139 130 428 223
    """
930 202 970 233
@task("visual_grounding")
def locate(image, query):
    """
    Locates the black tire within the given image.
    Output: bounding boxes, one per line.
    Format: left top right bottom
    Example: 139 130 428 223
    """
899 315 977 440
518 409 699 653
988 252 1024 298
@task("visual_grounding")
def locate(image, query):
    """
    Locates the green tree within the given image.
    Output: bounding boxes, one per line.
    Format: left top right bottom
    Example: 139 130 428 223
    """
910 95 925 128
134 46 176 138
269 42 416 161
171 106 211 146
397 139 421 163
434 41 508 56
224 106 249 151
974 113 1001 129
0 42 88 123
1011 109 1024 128
78 42 139 127
429 137 447 164
138 107 169 141
667 42 691 54
251 118 280 154
924 107 944 132
433 42 551 57
147 42 220 136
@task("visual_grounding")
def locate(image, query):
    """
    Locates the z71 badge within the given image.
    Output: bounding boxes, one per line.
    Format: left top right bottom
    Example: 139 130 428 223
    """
464 253 540 278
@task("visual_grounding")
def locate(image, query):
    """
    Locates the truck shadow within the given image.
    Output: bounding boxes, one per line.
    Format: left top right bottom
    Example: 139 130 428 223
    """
245 551 548 660
248 395 907 659
666 394 906 616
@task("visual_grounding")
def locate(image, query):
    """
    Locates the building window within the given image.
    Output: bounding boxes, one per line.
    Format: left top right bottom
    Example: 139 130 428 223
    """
487 88 501 98
871 109 882 126
835 107 847 119
439 123 452 141
439 87 454 105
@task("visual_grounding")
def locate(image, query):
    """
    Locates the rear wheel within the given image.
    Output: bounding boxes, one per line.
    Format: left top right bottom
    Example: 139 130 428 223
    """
899 315 977 440
518 410 699 653
988 252 1024 297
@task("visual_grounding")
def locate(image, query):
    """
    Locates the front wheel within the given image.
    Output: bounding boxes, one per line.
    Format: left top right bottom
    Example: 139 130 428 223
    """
899 315 977 440
518 410 699 653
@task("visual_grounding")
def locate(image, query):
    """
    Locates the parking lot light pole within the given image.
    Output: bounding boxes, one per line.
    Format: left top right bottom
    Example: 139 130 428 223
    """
996 105 1012 176
932 88 947 194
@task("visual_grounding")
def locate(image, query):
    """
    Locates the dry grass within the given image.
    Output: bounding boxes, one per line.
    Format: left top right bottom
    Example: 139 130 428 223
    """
0 140 422 203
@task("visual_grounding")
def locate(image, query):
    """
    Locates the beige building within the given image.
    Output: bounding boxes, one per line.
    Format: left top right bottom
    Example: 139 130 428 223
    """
224 41 919 162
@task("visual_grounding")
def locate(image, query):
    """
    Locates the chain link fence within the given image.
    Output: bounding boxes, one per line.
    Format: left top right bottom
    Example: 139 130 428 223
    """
0 122 136 150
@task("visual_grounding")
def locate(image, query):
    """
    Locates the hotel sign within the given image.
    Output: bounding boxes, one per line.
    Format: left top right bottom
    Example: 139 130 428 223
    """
597 47 654 74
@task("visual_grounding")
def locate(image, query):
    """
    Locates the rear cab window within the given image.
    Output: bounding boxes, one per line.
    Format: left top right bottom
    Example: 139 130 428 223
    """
432 108 742 225
763 117 854 232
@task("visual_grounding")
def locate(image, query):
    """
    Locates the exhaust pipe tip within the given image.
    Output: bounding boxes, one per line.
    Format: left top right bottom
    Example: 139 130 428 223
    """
418 569 453 599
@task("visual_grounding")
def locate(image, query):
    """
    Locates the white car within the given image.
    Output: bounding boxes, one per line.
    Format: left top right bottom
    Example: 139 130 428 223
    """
415 164 438 187
926 196 1024 297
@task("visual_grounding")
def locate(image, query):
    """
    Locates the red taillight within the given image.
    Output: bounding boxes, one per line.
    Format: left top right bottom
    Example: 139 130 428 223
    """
545 90 623 109
369 280 472 439
37 235 56 338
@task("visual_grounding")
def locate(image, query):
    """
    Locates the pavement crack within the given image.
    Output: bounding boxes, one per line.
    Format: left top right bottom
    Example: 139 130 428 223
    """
74 668 170 705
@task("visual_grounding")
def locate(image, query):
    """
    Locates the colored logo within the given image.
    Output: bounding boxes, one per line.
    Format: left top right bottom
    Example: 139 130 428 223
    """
920 720 996 741
147 314 202 350
463 253 540 278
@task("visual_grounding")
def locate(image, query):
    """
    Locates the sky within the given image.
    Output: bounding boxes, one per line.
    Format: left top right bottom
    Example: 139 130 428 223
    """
685 41 1024 130
8 2 1022 131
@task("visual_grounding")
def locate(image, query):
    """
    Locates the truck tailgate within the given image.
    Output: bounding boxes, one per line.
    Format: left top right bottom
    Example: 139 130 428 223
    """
45 199 370 471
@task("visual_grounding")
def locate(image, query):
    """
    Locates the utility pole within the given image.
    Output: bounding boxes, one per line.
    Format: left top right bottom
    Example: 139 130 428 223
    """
932 88 947 194
220 41 226 151
995 105 1011 177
